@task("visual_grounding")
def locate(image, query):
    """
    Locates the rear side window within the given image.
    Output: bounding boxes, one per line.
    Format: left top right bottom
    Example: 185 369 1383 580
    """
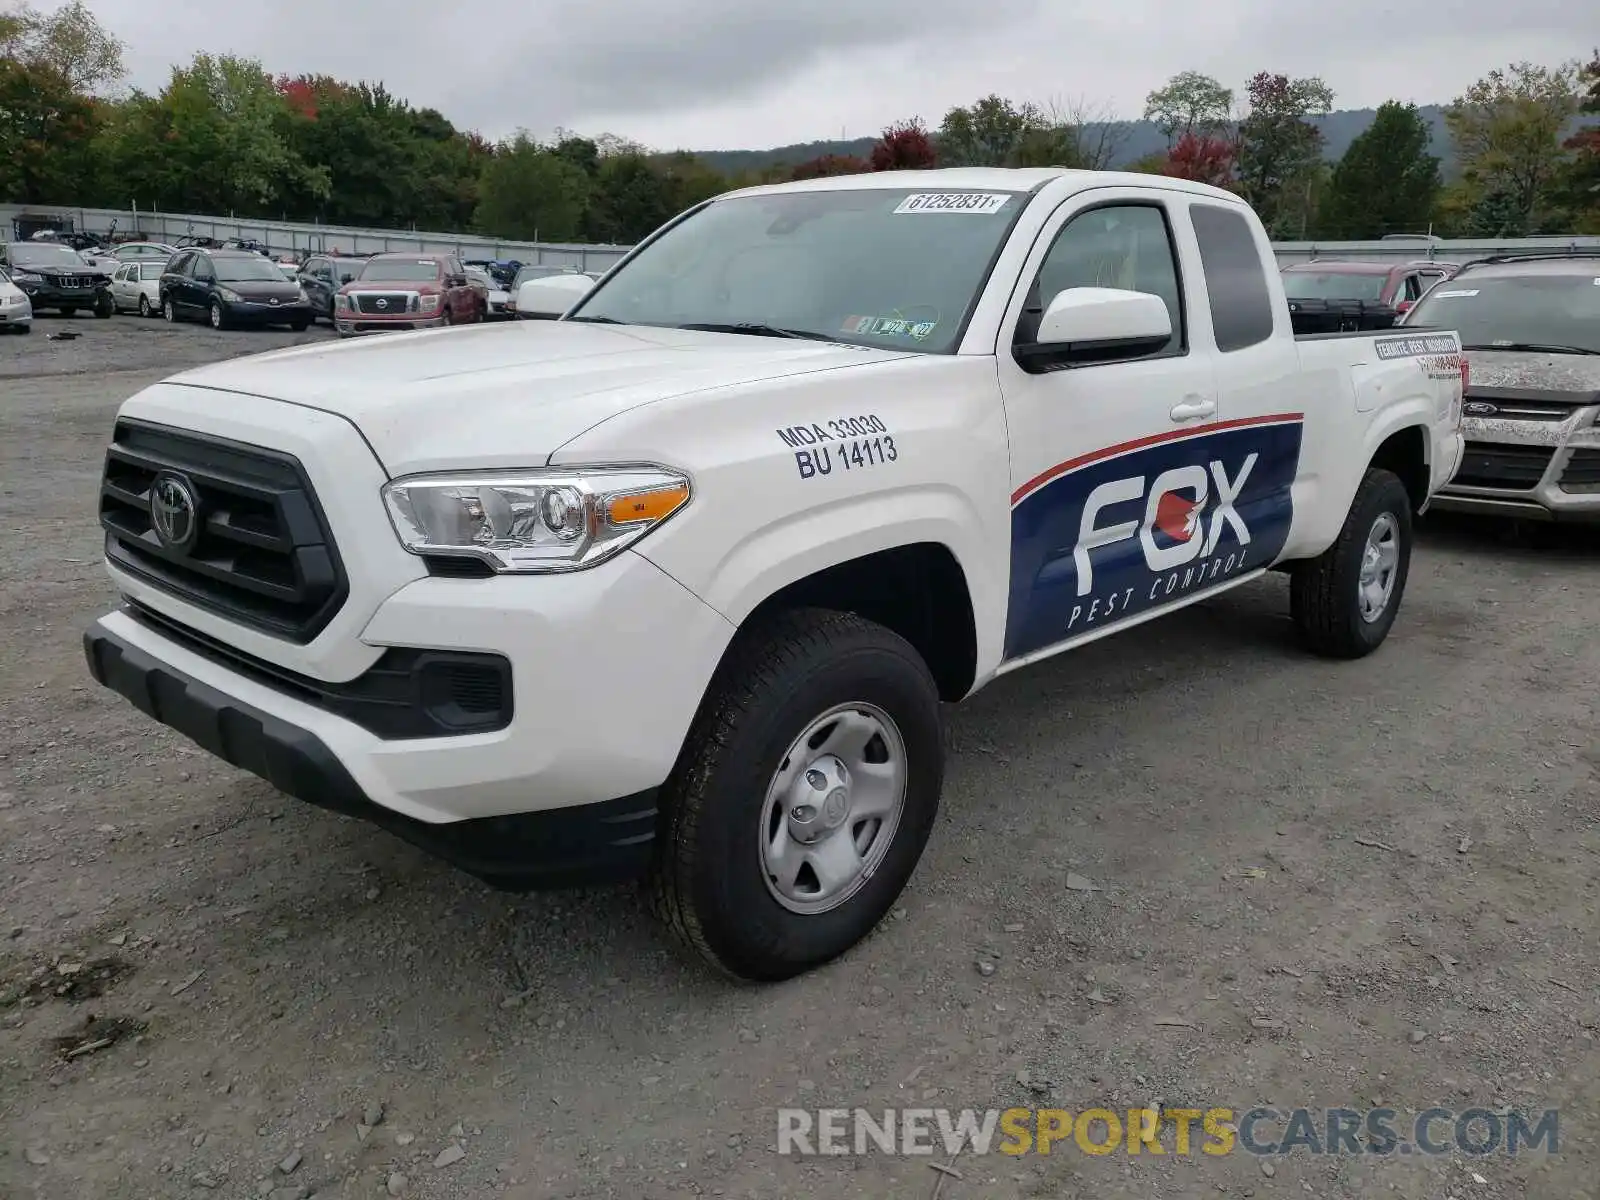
1189 204 1275 352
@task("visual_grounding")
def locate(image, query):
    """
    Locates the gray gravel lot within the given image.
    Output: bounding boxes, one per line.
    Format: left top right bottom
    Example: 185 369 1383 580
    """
1 316 1598 1199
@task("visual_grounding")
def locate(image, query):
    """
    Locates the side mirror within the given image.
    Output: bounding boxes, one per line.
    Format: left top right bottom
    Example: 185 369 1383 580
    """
1018 287 1172 368
514 273 595 319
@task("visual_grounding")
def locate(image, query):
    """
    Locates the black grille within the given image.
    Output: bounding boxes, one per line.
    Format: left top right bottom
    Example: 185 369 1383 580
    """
99 420 347 643
124 601 511 738
1451 442 1554 490
355 292 411 314
1559 448 1600 492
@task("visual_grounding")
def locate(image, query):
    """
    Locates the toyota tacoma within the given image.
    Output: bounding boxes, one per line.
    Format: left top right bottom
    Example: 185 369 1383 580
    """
84 169 1464 981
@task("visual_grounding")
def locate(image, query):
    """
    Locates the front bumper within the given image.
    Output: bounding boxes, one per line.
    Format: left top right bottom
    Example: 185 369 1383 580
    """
224 299 313 326
0 299 30 327
1432 412 1600 522
335 313 446 335
85 549 735 888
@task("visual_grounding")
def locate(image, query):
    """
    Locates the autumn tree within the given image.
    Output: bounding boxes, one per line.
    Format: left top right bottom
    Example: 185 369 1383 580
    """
1143 71 1234 148
870 118 937 170
1555 50 1600 231
474 133 589 241
788 153 869 180
1445 60 1583 234
1162 132 1237 189
1319 101 1441 237
0 58 99 203
1235 71 1335 237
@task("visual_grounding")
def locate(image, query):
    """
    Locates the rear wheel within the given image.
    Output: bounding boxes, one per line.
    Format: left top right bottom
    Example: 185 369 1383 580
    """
94 292 113 318
1290 467 1413 659
651 608 944 982
138 295 151 318
163 298 176 322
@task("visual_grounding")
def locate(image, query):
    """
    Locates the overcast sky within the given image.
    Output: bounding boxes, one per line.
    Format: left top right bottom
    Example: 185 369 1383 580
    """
62 0 1596 150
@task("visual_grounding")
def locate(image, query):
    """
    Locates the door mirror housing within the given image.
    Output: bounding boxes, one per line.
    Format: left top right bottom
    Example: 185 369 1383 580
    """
515 273 595 319
1017 287 1173 369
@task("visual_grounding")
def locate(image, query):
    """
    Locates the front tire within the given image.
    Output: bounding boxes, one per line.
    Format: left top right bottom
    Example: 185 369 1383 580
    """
209 301 226 330
1290 467 1413 659
651 608 944 982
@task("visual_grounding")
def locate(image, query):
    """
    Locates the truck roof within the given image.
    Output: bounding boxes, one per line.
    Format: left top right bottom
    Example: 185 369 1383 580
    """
719 167 1244 206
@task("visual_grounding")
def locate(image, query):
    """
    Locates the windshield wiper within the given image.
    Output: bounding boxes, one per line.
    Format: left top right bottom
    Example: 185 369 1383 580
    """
676 321 839 343
1460 342 1600 356
563 314 623 324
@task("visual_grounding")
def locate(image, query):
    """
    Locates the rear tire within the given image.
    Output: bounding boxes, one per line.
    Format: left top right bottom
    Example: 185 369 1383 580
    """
94 292 113 318
163 298 176 322
138 296 151 318
1290 467 1413 659
651 608 944 982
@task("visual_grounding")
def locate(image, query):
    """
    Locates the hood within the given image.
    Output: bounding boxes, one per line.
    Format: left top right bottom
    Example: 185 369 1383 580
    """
343 278 442 294
161 320 916 475
1464 349 1600 398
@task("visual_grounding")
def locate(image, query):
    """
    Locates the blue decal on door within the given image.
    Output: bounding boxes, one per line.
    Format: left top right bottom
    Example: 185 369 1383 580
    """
1005 414 1304 659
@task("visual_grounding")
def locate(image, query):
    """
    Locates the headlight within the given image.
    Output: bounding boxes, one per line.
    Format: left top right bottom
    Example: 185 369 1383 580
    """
335 294 351 310
216 287 241 302
382 467 692 573
419 294 440 312
13 271 43 283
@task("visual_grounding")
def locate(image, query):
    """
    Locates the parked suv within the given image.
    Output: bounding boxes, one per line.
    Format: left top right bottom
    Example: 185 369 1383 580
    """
1281 259 1460 316
1 240 114 317
160 248 314 331
334 252 482 336
1399 250 1600 522
297 254 370 323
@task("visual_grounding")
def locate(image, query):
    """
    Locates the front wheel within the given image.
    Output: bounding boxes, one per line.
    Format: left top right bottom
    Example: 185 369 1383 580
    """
209 301 226 330
1290 467 1413 659
651 608 944 982
59 305 77 317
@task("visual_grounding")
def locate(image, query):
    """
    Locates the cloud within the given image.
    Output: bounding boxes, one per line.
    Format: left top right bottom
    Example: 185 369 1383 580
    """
53 0 1598 150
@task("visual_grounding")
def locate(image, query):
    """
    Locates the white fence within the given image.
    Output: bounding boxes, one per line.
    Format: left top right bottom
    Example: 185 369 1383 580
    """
1 202 632 271
7 201 1599 269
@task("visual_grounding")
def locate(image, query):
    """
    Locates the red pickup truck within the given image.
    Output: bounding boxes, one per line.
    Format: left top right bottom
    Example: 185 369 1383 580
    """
334 252 484 336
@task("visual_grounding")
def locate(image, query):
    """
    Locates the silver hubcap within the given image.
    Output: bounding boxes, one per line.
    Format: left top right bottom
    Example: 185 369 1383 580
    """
211 306 221 327
1358 512 1400 623
759 703 907 916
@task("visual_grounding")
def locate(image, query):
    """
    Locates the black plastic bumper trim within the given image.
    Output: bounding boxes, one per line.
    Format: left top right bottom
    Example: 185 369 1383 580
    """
83 623 658 891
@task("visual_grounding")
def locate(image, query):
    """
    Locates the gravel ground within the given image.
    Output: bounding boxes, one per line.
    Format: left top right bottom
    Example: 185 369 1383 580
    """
2 317 1598 1200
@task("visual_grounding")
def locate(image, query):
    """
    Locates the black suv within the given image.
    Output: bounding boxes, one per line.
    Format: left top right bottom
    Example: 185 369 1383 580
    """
1 241 114 317
296 254 370 323
160 248 314 331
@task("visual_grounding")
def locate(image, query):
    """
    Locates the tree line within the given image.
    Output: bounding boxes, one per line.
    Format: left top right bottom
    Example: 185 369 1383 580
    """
2 2 1596 244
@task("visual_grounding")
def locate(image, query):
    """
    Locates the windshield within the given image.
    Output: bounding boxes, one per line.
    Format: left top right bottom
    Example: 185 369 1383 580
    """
567 187 1028 351
1281 270 1388 302
9 243 89 269
359 259 442 282
214 256 289 282
1406 273 1600 353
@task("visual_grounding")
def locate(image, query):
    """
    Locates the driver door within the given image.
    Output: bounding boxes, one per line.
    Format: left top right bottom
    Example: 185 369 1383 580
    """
995 187 1221 662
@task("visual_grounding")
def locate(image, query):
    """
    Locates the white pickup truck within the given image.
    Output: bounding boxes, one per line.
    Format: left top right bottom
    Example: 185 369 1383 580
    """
84 169 1465 982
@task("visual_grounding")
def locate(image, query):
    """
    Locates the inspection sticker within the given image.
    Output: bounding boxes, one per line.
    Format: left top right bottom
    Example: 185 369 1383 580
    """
893 193 1011 215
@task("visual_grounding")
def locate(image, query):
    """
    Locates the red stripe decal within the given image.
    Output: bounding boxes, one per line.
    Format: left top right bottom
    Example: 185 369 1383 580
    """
1010 412 1305 507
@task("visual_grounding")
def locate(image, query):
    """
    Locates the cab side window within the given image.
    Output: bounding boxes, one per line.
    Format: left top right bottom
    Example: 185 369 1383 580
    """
193 257 215 282
1016 203 1185 358
1189 203 1275 352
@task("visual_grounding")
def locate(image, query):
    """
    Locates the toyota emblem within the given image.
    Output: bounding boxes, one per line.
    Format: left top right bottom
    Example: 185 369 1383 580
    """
150 472 200 552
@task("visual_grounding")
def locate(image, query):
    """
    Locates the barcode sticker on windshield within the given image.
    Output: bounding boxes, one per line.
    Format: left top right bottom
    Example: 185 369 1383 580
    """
1430 289 1478 298
893 193 1011 215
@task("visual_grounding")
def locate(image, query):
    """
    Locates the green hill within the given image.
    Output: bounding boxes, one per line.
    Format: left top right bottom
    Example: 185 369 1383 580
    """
680 105 1455 175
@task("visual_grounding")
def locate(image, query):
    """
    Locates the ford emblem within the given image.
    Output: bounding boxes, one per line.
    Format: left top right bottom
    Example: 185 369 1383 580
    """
1462 401 1497 417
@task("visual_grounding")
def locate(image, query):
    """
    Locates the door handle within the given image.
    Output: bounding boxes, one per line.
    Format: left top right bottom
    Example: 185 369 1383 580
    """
1170 395 1216 422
